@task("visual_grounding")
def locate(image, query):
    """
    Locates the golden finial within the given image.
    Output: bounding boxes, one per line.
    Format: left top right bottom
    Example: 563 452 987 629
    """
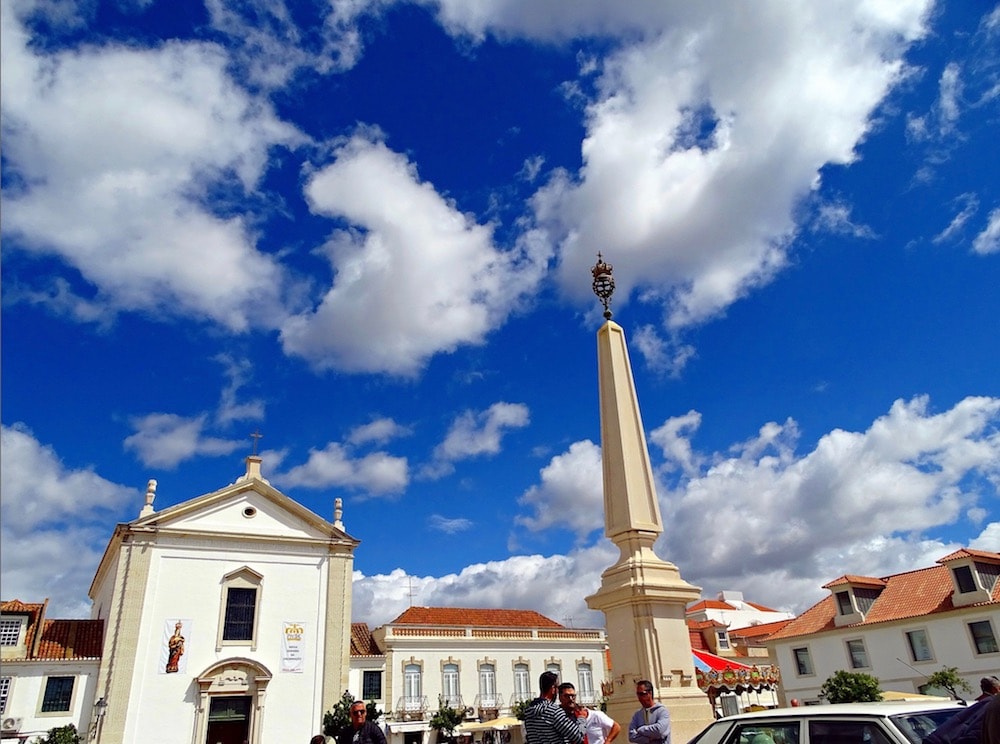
591 253 615 319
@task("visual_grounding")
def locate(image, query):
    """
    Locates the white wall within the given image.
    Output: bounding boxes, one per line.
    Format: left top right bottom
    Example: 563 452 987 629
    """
772 609 1000 703
1 661 100 741
121 536 334 744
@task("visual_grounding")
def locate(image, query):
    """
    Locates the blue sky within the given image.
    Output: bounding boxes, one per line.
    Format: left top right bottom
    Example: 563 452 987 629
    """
2 0 999 628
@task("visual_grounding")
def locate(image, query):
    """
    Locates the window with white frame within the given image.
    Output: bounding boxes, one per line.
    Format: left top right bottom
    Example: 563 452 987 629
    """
905 629 933 662
513 663 530 700
577 662 594 701
217 567 263 648
362 670 382 700
442 663 461 705
479 663 498 706
546 662 561 681
716 630 731 650
793 647 813 676
40 676 75 713
0 676 10 714
0 619 23 647
846 639 870 669
969 620 999 655
404 663 422 703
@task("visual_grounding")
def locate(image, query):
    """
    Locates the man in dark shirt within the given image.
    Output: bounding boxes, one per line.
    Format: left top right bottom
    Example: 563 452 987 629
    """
337 701 386 744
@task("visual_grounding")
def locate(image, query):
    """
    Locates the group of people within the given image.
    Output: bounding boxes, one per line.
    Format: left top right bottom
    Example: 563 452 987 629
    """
522 672 670 744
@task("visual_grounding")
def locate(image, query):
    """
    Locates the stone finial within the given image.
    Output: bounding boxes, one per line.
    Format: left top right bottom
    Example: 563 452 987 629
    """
139 479 157 517
334 498 344 530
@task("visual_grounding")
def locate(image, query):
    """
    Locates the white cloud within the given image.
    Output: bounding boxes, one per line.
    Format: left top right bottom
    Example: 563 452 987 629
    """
215 355 266 426
654 395 1000 608
124 414 244 469
813 201 878 239
0 424 138 617
351 545 617 628
434 402 531 461
1 2 302 332
632 325 696 377
972 207 1000 255
933 193 979 244
516 440 603 540
275 442 409 496
511 1 931 329
428 515 474 534
282 135 551 375
347 417 413 446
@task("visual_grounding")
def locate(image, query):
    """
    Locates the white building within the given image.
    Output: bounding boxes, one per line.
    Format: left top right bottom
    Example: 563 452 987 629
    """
687 591 795 634
766 548 1000 704
347 607 609 744
0 600 103 742
0 457 360 744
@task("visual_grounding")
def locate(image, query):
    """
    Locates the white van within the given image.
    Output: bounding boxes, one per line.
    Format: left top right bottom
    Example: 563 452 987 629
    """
686 701 967 744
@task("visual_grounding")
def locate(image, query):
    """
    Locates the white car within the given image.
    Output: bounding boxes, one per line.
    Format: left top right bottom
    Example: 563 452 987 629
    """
686 701 967 744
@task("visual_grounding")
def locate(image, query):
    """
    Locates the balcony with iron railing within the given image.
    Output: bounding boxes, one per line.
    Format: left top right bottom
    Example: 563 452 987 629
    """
577 690 599 706
509 691 533 706
395 696 429 721
474 693 504 720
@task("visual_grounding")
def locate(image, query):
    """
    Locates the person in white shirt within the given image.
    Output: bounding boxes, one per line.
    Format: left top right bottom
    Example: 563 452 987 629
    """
558 683 621 744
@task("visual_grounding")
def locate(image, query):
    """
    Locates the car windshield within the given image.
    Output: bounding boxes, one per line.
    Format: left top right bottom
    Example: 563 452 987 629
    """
890 708 963 744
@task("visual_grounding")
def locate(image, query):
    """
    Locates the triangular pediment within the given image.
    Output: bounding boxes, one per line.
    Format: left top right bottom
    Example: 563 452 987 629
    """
131 476 356 545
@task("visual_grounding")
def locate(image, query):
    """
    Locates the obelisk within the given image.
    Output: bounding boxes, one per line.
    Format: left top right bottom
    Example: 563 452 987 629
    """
584 255 713 740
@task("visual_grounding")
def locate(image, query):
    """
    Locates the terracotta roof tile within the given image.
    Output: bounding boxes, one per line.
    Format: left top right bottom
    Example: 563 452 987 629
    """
769 551 1000 641
822 575 886 589
745 601 781 612
689 628 707 651
766 596 837 640
729 619 793 640
687 619 726 630
351 623 382 656
35 619 104 660
688 599 733 611
390 606 563 628
938 548 1000 564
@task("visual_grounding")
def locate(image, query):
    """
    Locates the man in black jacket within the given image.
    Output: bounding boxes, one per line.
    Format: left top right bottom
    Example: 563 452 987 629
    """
338 701 387 744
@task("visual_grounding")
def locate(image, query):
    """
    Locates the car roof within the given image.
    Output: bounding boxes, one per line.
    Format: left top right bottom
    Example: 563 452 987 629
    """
719 701 966 720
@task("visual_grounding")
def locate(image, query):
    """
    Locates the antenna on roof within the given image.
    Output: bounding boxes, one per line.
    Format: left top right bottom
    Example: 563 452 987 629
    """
408 576 415 607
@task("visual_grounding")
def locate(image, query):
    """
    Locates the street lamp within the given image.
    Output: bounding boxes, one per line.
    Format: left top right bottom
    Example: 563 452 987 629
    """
90 697 108 741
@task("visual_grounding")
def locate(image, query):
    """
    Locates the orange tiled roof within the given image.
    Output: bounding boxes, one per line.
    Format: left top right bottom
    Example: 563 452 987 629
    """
822 575 886 589
938 548 1000 564
769 552 1000 641
35 619 104 660
390 606 564 628
745 601 781 612
689 628 708 651
1 599 46 615
351 623 382 656
688 599 732 611
687 618 726 630
729 619 793 640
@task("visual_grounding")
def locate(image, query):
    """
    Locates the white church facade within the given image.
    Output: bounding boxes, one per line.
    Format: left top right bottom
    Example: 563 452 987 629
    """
0 456 358 744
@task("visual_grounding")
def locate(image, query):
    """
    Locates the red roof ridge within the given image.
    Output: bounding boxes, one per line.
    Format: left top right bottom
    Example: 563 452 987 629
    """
823 575 886 589
390 606 564 628
938 548 1000 564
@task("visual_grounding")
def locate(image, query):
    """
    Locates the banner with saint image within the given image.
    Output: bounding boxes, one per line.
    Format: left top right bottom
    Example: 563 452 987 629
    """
160 619 191 674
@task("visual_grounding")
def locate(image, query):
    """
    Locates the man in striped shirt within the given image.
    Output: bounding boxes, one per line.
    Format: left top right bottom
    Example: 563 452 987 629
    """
524 672 586 744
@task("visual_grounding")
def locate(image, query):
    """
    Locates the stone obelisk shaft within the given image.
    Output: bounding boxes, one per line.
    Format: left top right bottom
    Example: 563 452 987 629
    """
585 320 712 739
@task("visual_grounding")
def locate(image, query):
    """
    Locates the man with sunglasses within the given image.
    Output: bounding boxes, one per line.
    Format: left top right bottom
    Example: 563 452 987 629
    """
558 683 620 744
629 681 670 744
337 701 386 744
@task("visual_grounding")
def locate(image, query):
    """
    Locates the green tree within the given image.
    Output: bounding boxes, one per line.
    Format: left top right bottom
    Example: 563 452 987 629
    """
819 670 883 703
429 701 466 741
511 698 531 721
323 690 383 737
924 667 973 700
31 724 82 744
